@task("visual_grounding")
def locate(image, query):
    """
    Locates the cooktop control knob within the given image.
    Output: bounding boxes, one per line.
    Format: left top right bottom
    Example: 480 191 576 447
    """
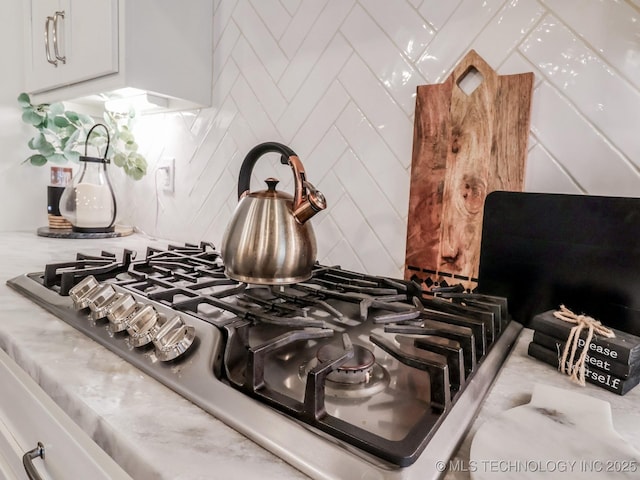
68 275 101 310
126 304 159 347
152 315 196 362
105 294 139 333
86 285 118 321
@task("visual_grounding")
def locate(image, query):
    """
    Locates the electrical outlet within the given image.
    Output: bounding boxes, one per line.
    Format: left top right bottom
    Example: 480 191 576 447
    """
157 158 175 193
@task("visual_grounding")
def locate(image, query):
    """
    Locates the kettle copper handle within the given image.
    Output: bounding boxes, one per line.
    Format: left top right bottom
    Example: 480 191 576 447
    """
237 142 326 223
237 142 303 203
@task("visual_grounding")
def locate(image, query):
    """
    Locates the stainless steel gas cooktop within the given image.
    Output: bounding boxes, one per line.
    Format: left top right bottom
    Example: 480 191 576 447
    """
7 242 522 479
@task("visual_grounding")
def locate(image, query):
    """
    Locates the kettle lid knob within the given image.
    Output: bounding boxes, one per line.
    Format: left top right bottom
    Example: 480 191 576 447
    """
265 177 279 191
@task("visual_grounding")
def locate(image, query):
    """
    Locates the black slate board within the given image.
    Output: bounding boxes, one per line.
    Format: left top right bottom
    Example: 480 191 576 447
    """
477 191 640 336
37 225 134 239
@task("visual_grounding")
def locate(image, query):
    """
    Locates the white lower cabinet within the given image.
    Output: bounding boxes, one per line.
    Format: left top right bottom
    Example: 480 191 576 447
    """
0 349 131 480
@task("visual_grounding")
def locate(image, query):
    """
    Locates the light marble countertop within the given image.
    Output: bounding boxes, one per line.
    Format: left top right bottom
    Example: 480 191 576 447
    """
1 232 639 480
445 328 640 479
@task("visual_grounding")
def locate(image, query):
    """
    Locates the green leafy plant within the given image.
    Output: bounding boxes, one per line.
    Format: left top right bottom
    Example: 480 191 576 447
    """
18 92 148 180
102 109 148 181
18 92 93 166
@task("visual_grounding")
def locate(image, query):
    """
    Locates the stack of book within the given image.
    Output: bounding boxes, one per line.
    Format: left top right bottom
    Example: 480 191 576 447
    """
527 310 640 395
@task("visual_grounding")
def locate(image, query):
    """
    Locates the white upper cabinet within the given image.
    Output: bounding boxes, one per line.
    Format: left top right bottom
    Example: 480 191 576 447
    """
27 0 118 94
24 0 213 112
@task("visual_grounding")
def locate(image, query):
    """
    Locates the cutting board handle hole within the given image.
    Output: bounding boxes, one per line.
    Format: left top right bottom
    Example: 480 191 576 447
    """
456 66 484 96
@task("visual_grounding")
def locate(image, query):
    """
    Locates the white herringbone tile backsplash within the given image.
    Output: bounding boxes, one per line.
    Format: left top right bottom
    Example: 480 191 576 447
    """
119 0 640 279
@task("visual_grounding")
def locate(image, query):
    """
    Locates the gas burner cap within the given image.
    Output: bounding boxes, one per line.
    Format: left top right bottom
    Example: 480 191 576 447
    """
152 315 196 362
300 352 390 399
317 343 375 385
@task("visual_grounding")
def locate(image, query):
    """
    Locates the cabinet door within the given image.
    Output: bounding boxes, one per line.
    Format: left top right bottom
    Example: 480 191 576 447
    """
0 349 133 480
0 418 27 479
26 0 118 94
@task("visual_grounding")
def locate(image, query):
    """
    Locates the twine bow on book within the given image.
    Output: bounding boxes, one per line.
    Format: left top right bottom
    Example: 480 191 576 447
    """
553 305 615 386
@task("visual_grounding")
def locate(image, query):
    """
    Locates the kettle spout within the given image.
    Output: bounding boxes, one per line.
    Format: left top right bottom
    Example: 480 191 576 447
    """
293 181 326 224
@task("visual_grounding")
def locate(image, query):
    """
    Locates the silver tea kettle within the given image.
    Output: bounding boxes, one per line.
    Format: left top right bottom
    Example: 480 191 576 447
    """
220 142 326 284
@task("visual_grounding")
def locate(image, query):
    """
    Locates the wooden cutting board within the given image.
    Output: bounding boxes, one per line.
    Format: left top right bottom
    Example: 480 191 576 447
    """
405 50 533 292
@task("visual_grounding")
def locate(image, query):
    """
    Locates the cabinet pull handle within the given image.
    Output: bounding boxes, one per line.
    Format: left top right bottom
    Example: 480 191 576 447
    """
53 11 66 64
44 16 57 66
22 442 45 480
